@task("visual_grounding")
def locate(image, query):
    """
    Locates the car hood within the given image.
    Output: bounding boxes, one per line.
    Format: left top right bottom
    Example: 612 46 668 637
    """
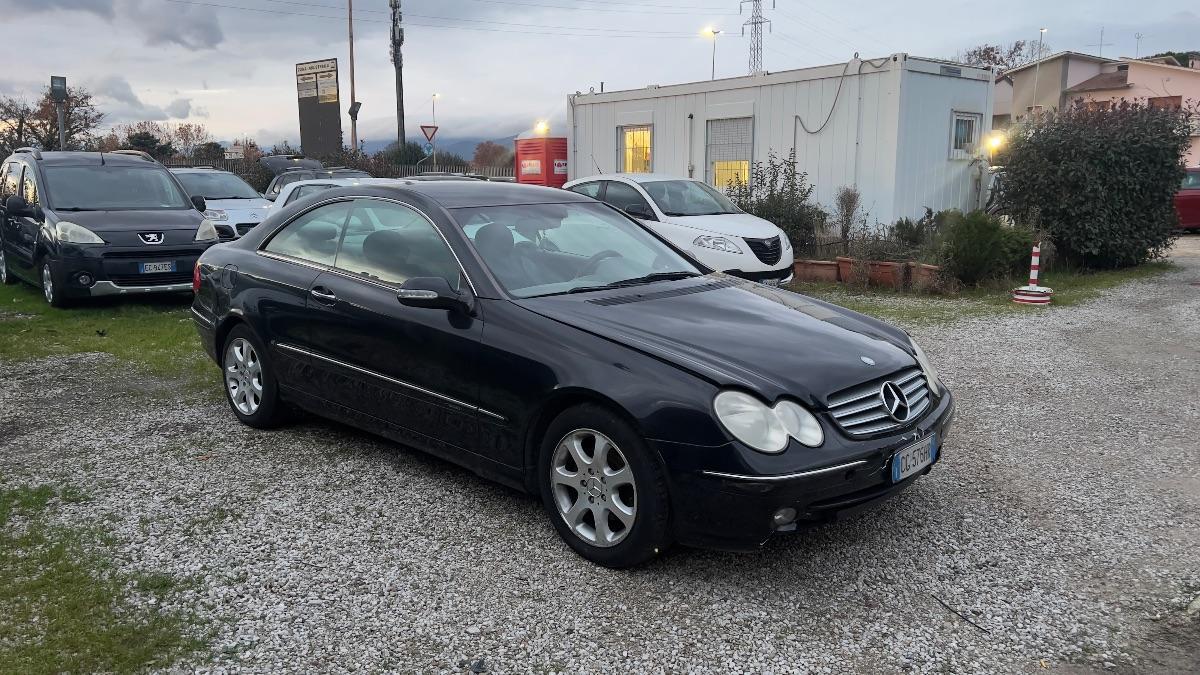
515 275 917 406
660 212 781 239
52 209 206 232
202 198 272 222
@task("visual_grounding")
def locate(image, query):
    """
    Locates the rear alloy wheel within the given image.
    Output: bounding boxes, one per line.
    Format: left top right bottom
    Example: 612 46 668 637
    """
540 404 671 567
221 326 285 428
0 250 13 285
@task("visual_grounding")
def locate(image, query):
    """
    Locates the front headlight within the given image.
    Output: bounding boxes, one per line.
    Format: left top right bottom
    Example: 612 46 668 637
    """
194 219 219 242
910 338 942 396
55 221 105 244
781 235 792 251
693 235 743 254
204 209 228 221
713 391 823 453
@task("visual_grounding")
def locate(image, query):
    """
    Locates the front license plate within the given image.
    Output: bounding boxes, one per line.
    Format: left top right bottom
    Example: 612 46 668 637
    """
139 261 176 274
761 278 782 287
891 434 937 483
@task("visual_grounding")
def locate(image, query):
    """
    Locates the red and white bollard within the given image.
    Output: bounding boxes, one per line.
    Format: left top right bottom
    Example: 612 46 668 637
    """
1011 243 1054 305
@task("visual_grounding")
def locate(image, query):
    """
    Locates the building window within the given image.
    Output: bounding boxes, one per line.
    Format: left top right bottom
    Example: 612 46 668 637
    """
619 125 652 173
1149 96 1183 111
950 112 982 160
706 117 752 189
1083 100 1113 113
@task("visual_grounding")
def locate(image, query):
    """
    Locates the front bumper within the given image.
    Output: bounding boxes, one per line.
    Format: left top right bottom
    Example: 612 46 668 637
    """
52 240 211 299
660 390 955 551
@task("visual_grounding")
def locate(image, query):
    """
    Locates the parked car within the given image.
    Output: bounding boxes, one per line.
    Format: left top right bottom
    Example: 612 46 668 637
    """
1176 168 1200 231
0 148 217 306
263 164 373 202
191 181 953 567
171 167 272 240
270 176 485 211
564 173 794 285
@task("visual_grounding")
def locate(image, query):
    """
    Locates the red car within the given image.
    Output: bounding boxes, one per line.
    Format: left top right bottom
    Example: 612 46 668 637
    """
1178 169 1200 230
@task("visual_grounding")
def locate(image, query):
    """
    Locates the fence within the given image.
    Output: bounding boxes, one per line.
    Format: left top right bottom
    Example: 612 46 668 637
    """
163 158 515 180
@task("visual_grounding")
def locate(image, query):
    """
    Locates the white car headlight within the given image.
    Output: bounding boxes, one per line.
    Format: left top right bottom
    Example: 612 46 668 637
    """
194 219 219 242
781 235 792 251
910 338 942 396
55 221 104 244
204 209 228 221
713 391 824 453
693 235 743 254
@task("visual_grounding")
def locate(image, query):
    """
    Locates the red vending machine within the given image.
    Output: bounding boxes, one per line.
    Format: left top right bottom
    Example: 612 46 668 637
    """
514 137 569 188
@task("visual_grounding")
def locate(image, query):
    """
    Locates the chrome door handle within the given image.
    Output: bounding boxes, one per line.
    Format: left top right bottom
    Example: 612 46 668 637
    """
310 288 337 302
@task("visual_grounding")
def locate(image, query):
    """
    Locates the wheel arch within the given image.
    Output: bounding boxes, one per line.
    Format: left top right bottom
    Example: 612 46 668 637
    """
213 312 253 365
521 387 656 494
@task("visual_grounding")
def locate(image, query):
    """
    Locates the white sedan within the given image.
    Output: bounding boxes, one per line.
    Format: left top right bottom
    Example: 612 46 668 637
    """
563 173 793 285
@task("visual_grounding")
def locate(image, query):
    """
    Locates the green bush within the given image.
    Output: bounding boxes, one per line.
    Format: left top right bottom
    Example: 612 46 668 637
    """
939 210 1034 285
727 150 826 252
997 99 1192 268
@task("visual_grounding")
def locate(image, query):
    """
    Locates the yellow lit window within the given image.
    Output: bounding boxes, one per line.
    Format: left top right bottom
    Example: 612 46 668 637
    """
711 160 750 189
621 126 652 173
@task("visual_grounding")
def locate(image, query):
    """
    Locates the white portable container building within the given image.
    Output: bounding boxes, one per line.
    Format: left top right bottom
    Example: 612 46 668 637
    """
567 54 996 224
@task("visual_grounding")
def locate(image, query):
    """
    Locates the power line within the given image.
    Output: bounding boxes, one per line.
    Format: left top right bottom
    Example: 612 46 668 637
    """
163 0 706 37
257 0 738 15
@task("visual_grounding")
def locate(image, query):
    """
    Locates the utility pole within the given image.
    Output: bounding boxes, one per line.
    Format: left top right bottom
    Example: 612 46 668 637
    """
1032 28 1047 113
390 0 405 147
50 76 67 150
347 0 358 153
1134 33 1145 59
1087 26 1113 58
740 0 774 75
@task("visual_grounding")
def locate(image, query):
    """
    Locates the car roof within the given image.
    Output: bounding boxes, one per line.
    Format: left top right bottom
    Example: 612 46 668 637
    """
568 173 693 185
4 151 162 168
169 167 233 174
366 181 591 208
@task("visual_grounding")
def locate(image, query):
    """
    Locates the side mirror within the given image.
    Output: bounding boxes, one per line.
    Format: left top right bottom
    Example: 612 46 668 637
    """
5 195 31 218
624 203 656 221
397 277 474 314
190 195 207 212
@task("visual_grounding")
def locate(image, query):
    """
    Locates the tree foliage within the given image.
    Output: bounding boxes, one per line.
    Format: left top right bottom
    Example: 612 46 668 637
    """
997 99 1192 268
193 141 226 162
958 40 1050 72
0 86 105 154
472 140 512 167
726 149 825 251
125 131 175 160
937 210 1033 284
1148 51 1199 67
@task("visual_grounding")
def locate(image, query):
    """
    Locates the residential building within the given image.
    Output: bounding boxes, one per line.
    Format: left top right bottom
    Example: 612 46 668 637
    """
1003 51 1110 120
567 54 996 223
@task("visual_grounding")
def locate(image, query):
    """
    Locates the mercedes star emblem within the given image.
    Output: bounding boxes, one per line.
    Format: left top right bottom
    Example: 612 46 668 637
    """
879 380 910 422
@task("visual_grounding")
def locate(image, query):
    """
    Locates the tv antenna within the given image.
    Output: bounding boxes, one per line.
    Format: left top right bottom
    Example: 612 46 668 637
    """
1087 26 1114 58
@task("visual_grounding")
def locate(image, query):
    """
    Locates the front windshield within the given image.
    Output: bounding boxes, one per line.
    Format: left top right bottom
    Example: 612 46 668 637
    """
43 166 192 210
453 202 704 298
641 180 740 217
175 172 261 199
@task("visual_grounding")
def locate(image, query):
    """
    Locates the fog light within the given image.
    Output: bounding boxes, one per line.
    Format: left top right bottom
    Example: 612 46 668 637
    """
772 507 797 528
76 272 94 287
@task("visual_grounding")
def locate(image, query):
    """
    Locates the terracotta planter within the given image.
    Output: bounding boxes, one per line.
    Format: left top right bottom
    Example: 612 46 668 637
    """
835 257 857 283
867 260 905 288
792 259 840 282
909 262 941 290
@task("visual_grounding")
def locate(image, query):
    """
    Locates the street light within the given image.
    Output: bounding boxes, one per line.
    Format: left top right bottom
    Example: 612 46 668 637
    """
1032 28 1047 115
534 120 550 136
703 26 724 80
432 93 440 123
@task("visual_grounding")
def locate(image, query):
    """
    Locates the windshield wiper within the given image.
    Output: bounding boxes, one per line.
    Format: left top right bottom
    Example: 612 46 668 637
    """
562 271 701 295
55 207 98 211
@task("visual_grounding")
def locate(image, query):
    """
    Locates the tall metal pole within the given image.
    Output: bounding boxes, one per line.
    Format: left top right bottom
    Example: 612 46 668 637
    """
710 30 722 80
431 94 439 166
740 0 773 75
56 104 66 150
1032 28 1046 113
390 0 405 147
348 0 358 153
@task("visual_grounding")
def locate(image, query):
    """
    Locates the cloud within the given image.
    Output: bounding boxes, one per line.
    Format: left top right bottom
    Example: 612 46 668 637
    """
122 0 223 49
91 75 197 122
3 0 115 19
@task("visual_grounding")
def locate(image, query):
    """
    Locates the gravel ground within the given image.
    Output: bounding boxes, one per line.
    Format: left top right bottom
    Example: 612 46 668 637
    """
2 239 1199 674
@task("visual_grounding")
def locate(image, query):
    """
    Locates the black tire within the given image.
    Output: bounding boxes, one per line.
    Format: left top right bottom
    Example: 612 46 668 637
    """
0 248 15 285
220 325 286 429
538 404 671 568
40 260 68 308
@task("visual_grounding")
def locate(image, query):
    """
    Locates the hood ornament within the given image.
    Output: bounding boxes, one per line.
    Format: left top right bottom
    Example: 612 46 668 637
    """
860 356 876 366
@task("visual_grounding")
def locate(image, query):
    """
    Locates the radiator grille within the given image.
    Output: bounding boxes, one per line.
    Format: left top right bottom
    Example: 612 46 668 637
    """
743 236 782 265
108 272 193 287
827 367 932 437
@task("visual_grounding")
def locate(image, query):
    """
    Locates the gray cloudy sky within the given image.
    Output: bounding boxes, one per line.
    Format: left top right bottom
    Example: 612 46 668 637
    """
0 0 1194 145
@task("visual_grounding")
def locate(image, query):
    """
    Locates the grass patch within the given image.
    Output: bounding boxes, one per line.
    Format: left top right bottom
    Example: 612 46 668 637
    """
0 485 207 674
0 281 215 393
787 261 1176 326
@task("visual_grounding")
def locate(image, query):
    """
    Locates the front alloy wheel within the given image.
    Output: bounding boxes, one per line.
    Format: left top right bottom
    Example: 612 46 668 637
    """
0 250 12 285
41 262 65 307
550 429 637 547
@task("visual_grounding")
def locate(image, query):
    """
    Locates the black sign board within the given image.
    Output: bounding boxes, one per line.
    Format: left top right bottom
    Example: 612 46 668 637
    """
295 59 342 157
50 76 67 103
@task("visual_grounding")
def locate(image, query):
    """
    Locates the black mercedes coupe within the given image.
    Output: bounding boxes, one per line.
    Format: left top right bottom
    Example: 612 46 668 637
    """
190 181 954 567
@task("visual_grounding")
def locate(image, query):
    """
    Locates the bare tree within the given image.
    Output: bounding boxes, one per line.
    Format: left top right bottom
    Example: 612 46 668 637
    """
173 122 212 157
0 86 105 154
958 40 1051 72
